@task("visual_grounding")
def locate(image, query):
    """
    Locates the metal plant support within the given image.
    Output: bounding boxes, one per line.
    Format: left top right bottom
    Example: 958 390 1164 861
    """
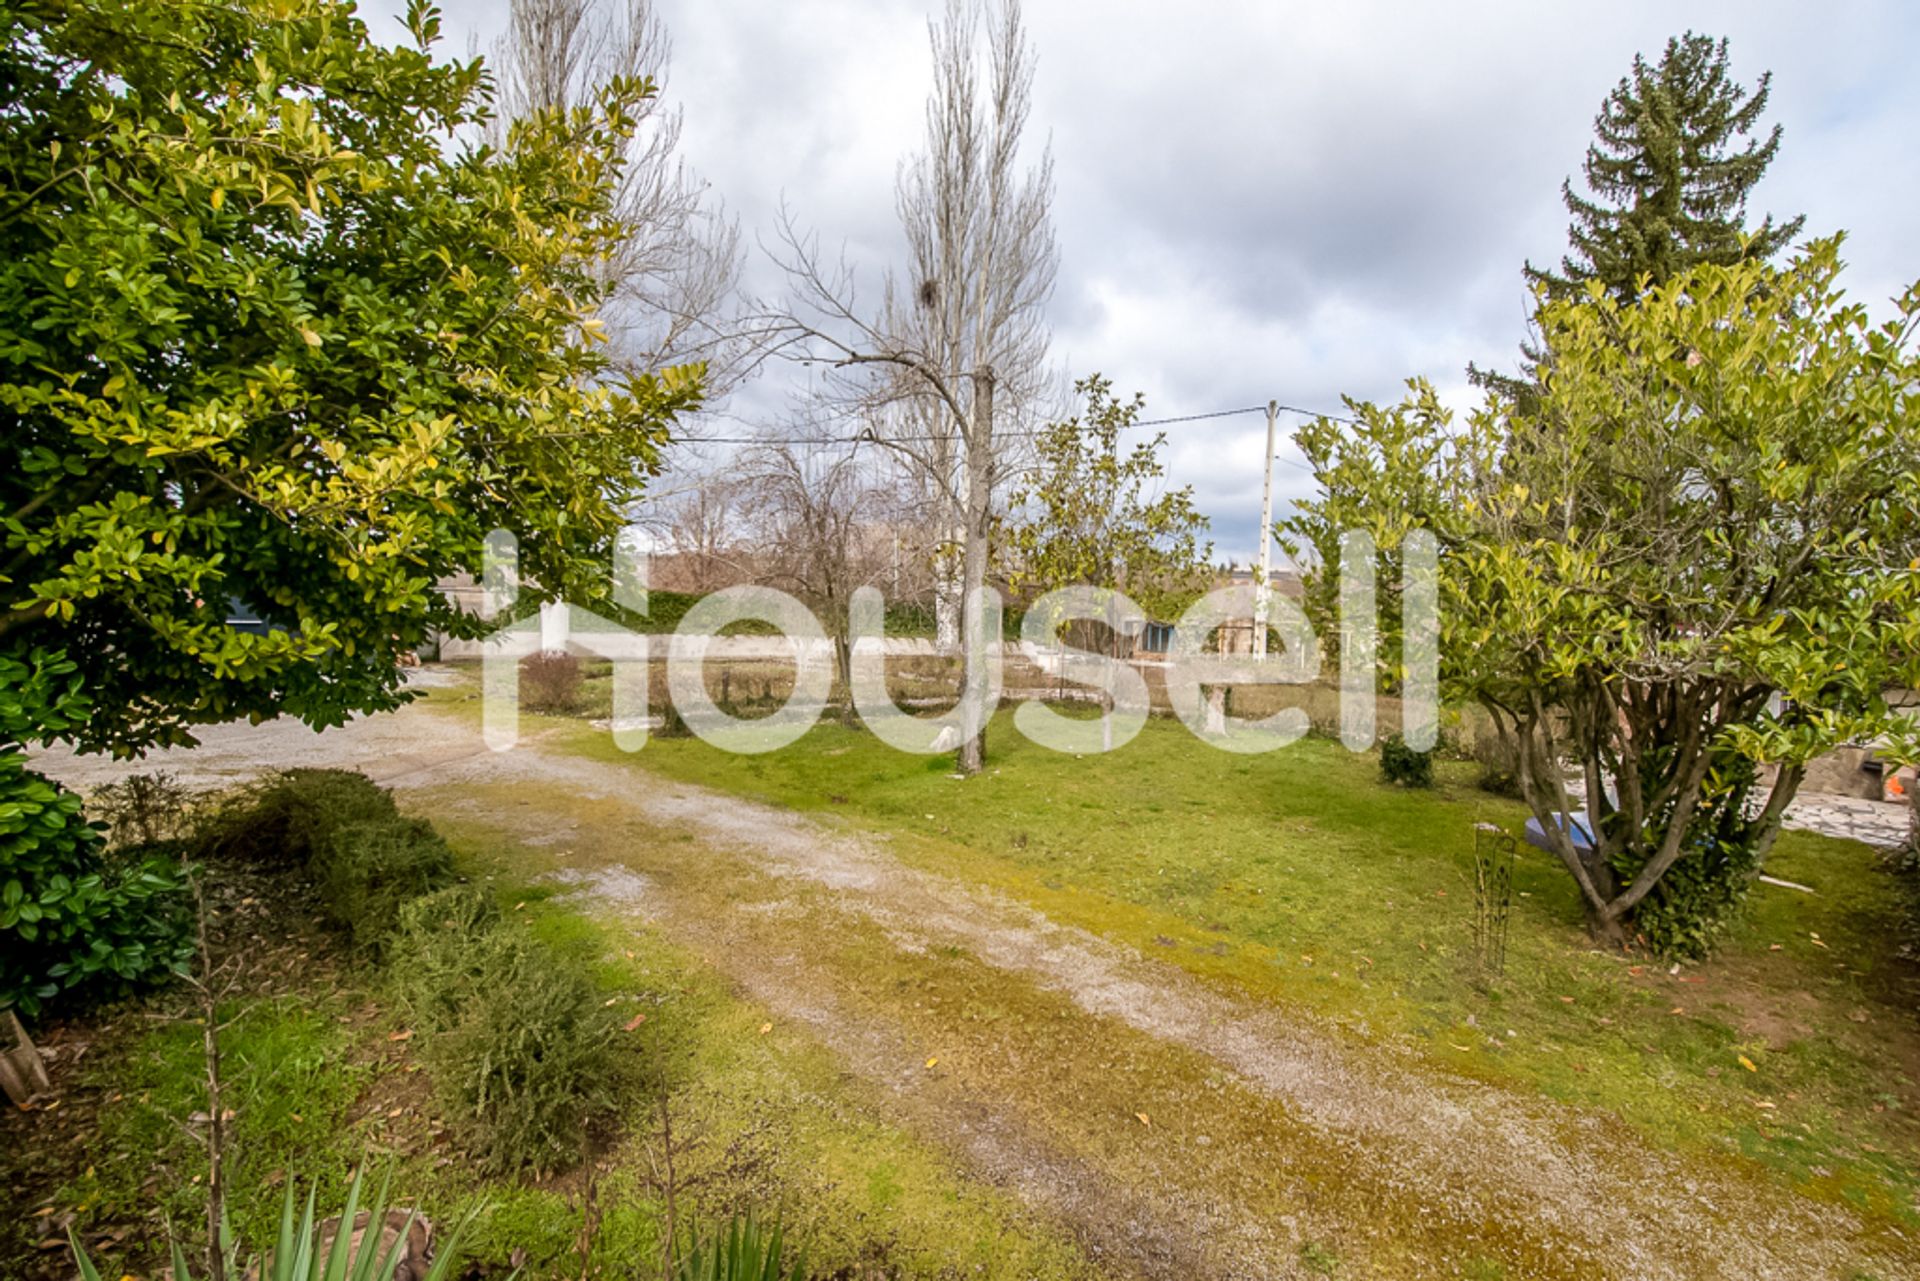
1472 822 1516 977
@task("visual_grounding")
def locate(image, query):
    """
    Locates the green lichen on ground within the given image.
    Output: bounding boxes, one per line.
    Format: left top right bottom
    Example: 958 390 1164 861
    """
506 704 1920 1232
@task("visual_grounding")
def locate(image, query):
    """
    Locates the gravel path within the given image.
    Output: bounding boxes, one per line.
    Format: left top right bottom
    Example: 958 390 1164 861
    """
29 675 1918 1279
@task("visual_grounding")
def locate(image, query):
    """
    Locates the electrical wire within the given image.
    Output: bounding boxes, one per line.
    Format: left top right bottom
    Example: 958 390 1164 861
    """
670 400 1356 450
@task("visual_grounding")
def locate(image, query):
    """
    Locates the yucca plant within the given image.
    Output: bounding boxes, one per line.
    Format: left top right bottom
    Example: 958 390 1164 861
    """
70 1169 475 1281
673 1212 808 1281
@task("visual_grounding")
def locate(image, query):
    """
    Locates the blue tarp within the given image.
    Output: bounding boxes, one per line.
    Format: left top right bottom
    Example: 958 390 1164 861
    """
1523 810 1597 855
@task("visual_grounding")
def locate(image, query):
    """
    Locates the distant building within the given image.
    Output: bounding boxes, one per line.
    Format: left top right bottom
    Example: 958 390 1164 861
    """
1130 568 1304 658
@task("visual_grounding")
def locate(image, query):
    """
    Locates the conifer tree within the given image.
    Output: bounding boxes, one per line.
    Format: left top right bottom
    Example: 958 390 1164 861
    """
1528 32 1804 303
1473 34 1803 401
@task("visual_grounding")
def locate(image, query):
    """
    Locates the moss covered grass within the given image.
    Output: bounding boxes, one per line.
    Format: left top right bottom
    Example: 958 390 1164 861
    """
449 701 1920 1231
23 843 1101 1280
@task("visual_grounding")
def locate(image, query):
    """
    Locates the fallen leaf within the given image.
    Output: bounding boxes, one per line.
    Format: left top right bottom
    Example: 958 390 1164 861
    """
758 1022 772 1036
1753 1100 1776 1110
387 1029 414 1042
1738 1055 1758 1073
1557 995 1575 1004
1135 1112 1151 1128
1668 1007 1685 1015
925 1057 939 1069
624 1013 648 1031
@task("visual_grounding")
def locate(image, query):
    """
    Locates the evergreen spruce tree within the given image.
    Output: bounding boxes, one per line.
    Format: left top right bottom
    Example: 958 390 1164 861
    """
1472 33 1804 399
1530 32 1803 303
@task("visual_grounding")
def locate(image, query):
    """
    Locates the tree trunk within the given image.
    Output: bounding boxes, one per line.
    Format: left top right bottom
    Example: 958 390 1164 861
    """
934 549 962 654
1584 901 1630 948
956 366 995 776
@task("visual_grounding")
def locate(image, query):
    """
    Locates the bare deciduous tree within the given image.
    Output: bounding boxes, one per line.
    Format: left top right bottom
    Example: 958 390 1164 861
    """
633 467 753 593
492 0 745 395
759 0 1058 773
737 444 912 708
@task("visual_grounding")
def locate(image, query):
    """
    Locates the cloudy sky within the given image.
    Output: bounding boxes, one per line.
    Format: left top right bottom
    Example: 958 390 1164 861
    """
366 0 1919 564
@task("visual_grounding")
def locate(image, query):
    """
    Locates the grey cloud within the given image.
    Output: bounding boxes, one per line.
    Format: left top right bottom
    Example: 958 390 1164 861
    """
362 0 1919 562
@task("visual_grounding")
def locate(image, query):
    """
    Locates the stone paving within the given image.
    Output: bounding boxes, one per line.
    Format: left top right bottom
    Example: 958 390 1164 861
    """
1561 774 1912 851
1780 791 1914 850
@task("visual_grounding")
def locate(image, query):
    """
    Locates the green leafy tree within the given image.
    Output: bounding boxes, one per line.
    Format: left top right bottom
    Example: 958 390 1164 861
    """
999 375 1213 637
1278 382 1458 690
0 0 701 1015
1475 33 1804 400
1294 239 1920 951
1 0 701 758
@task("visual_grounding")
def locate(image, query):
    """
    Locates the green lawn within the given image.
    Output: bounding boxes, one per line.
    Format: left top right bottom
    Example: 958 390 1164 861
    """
23 859 1094 1281
527 700 1920 1229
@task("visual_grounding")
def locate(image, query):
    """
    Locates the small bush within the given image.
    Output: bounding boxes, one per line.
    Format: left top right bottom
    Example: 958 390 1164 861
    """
1379 734 1434 788
199 769 398 865
388 884 506 1032
1620 755 1764 960
312 818 455 953
429 932 621 1175
388 885 621 1175
1471 730 1523 797
1 753 194 1017
520 652 584 714
90 772 199 847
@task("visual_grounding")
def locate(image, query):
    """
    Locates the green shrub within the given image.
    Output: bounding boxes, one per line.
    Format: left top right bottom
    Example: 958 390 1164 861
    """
430 931 621 1175
1615 752 1762 960
1469 725 1523 797
312 819 455 953
388 885 621 1175
1 751 193 1018
1379 734 1434 788
387 884 506 1033
199 769 398 866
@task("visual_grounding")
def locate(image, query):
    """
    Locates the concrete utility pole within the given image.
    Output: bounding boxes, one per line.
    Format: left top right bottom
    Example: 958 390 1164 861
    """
1253 400 1278 659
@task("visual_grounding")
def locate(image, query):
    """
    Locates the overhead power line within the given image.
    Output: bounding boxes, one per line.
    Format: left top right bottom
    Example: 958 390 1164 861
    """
671 399 1356 449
